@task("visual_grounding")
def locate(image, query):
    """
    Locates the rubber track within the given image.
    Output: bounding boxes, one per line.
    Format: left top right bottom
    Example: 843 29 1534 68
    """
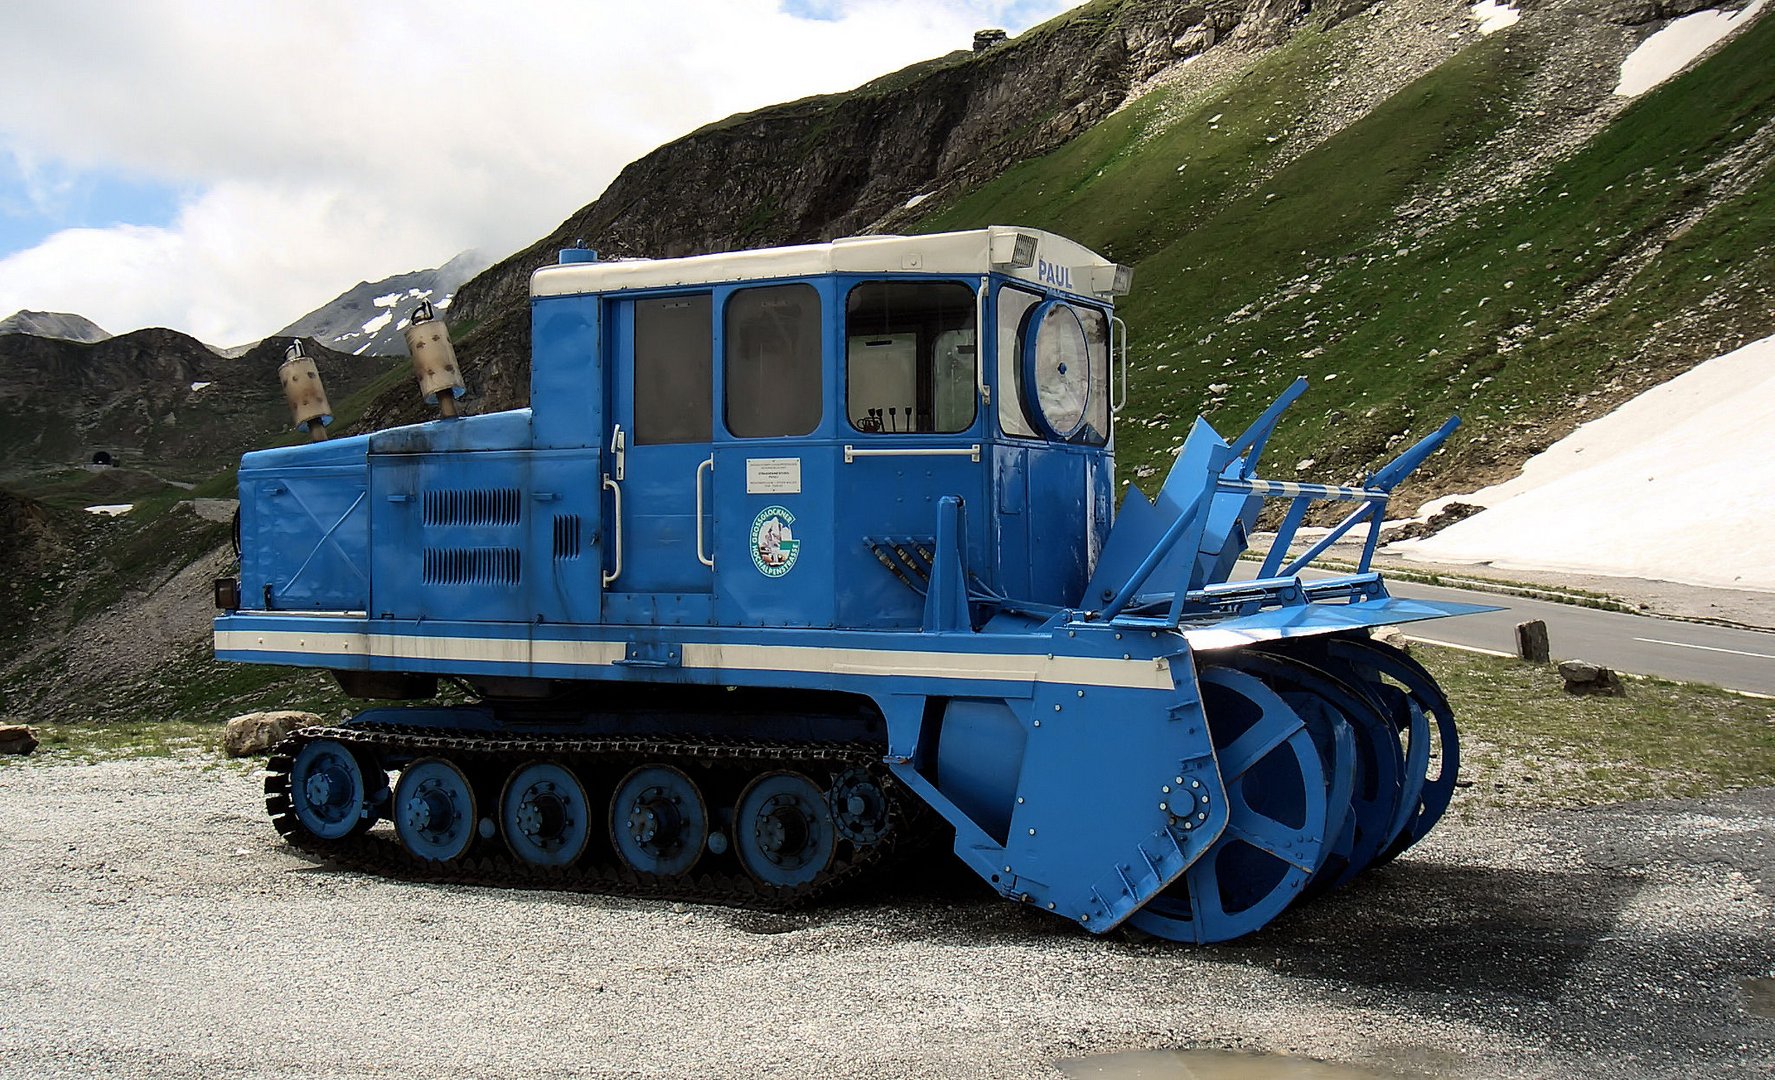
264 724 923 911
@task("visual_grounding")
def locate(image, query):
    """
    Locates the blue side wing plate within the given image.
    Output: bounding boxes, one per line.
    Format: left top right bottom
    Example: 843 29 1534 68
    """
1179 597 1496 651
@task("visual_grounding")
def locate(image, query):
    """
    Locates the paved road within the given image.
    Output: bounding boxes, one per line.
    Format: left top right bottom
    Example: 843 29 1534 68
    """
1233 562 1775 694
1380 577 1775 696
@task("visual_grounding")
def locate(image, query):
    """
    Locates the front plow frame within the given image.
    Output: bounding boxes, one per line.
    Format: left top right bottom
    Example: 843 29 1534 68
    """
1082 377 1484 637
930 379 1492 941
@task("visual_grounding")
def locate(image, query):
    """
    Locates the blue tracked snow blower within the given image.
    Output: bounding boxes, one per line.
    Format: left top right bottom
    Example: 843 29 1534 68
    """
216 227 1486 942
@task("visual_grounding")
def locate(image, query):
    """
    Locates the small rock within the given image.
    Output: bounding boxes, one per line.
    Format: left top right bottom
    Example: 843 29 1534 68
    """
0 724 40 755
223 710 321 757
1558 659 1624 697
1386 501 1483 542
1370 625 1410 653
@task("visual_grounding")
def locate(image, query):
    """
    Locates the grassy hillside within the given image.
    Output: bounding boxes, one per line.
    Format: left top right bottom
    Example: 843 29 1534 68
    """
918 13 1775 504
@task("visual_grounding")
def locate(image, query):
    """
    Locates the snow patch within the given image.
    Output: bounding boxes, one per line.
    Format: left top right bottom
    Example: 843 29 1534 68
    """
1615 0 1766 97
1394 330 1775 592
189 381 213 392
360 311 394 335
1469 0 1519 36
84 504 134 516
904 192 932 209
372 291 404 308
435 296 452 310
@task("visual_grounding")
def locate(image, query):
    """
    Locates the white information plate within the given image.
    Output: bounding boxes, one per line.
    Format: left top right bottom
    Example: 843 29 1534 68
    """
746 457 802 495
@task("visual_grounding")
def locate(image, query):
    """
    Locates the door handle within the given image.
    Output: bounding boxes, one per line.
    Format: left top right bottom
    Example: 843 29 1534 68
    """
602 474 623 587
695 457 715 569
608 423 626 481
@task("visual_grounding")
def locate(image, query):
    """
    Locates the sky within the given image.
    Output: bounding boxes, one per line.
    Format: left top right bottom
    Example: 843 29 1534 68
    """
0 0 1078 346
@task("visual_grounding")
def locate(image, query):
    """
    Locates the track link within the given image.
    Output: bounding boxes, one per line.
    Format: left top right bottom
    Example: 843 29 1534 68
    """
265 723 924 910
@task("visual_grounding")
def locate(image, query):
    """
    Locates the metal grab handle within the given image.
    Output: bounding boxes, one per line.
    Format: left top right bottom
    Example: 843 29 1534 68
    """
844 444 981 463
602 475 623 587
695 457 715 568
1110 315 1128 413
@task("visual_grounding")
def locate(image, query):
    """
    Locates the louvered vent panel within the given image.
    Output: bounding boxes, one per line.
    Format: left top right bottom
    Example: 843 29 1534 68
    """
422 547 522 585
553 515 582 560
422 488 521 527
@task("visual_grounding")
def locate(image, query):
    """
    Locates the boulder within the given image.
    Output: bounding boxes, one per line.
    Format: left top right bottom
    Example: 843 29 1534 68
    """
1558 659 1625 697
223 710 321 757
0 724 39 755
972 28 1007 52
1173 26 1216 59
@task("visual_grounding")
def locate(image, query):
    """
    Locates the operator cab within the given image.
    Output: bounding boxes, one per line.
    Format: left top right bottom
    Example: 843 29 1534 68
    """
527 226 1132 631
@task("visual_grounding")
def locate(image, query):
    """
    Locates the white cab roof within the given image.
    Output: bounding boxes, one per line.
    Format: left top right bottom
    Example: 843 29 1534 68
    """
530 226 1126 301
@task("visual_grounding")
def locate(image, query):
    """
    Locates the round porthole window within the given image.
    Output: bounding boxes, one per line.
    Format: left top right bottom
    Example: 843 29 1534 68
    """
1022 300 1091 439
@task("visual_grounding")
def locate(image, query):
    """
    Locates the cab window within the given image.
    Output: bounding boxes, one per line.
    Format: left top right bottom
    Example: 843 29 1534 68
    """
995 286 1041 438
1079 305 1110 442
725 284 822 438
634 293 712 445
846 281 977 434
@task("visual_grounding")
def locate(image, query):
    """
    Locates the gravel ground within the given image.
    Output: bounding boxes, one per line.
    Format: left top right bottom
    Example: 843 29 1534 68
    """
1 758 1771 1079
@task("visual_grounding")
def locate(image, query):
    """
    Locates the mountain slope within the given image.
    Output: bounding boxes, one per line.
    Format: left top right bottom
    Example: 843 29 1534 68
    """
445 0 1288 328
0 329 399 488
9 0 1773 732
0 310 110 344
372 0 1329 432
274 250 486 358
352 0 1771 519
967 0 1775 504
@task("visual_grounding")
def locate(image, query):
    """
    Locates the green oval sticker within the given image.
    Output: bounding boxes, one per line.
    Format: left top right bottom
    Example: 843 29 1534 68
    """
750 505 800 578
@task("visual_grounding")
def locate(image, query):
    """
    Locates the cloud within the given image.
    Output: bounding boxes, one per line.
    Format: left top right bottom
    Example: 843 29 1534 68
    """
0 0 1076 345
0 183 443 346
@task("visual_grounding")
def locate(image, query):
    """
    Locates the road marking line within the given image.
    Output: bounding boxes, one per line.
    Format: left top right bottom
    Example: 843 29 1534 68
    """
1403 636 1515 658
1632 637 1775 661
1412 635 1775 698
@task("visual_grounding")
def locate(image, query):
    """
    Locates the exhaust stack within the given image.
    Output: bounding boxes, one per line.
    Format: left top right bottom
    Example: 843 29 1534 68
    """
278 341 332 441
403 301 466 418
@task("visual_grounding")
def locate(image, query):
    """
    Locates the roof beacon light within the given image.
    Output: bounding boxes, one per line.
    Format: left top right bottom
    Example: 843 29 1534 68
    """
403 300 467 418
989 228 1039 269
1085 263 1136 298
278 341 332 441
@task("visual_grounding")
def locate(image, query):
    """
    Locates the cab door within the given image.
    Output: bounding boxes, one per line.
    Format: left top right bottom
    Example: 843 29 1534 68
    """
604 293 716 624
